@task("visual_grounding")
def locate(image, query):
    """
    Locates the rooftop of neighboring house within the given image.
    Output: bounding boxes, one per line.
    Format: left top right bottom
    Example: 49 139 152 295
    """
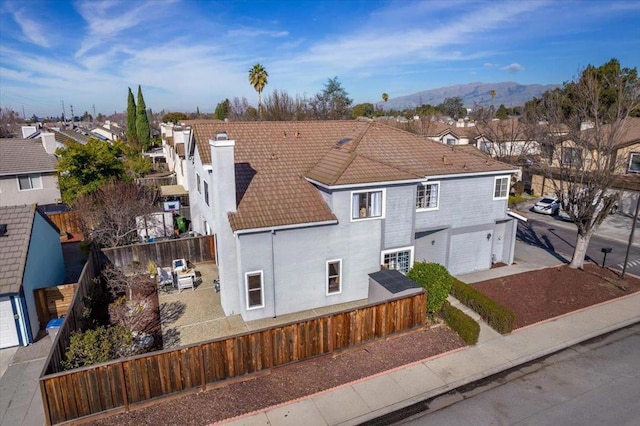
0 205 55 294
0 138 58 176
192 121 516 232
49 127 89 145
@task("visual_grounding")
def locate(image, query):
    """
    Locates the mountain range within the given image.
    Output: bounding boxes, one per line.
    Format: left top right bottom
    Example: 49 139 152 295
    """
379 81 560 110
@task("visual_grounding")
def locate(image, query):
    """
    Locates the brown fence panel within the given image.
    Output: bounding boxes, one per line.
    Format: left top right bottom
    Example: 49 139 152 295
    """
101 235 216 268
47 211 82 234
40 291 426 424
34 284 78 329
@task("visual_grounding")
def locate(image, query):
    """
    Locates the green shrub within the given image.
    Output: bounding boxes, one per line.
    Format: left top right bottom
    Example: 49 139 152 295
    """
441 300 480 345
62 325 132 370
407 262 453 315
450 278 515 334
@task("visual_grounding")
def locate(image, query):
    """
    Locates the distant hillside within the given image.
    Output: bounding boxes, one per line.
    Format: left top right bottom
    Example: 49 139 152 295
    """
380 82 560 110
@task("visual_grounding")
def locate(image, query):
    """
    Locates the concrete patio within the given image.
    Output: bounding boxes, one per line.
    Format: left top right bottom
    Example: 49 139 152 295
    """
158 261 373 348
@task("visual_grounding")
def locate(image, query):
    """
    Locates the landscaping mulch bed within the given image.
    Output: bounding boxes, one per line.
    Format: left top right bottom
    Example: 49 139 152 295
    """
93 326 464 426
472 263 640 329
93 262 640 425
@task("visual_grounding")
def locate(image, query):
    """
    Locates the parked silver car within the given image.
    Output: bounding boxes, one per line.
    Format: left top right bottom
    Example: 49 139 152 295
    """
532 197 560 215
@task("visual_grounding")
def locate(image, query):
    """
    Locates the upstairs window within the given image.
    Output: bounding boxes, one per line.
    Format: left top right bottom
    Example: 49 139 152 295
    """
326 259 342 295
196 174 201 193
562 147 582 166
351 190 383 220
493 176 509 200
416 182 439 210
18 174 42 191
204 181 209 206
480 141 491 154
445 137 456 145
628 153 640 173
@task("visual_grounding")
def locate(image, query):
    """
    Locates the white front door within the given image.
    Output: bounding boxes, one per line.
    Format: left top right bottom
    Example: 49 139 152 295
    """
0 296 20 348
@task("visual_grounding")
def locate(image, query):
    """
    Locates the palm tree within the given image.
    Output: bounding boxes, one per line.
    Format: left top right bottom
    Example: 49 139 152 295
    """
249 64 269 119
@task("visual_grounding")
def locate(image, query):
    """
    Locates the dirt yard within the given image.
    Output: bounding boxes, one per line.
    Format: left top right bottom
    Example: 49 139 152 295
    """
472 264 640 328
93 263 640 425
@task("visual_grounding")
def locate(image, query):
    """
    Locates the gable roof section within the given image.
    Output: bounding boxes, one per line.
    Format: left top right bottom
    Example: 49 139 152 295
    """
192 121 516 231
0 205 37 294
0 138 58 176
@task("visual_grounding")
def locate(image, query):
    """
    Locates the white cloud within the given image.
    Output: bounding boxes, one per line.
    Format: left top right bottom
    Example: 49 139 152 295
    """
11 8 50 47
502 63 524 73
227 28 289 38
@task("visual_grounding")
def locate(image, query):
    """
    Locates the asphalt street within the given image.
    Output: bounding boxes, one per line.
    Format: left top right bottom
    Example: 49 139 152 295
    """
395 324 640 426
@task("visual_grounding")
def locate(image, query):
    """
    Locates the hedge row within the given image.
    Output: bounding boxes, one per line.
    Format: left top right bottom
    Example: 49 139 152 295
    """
441 300 480 345
450 278 515 334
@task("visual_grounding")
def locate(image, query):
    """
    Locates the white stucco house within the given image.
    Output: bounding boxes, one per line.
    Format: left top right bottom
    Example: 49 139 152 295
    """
179 121 520 322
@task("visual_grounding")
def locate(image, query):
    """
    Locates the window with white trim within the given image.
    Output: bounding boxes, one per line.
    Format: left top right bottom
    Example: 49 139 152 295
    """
381 247 414 274
562 147 582 166
493 176 509 200
480 141 491 153
245 271 264 309
326 259 342 295
17 174 42 191
416 182 439 210
445 137 455 145
628 153 640 173
204 181 209 206
196 174 201 193
351 190 383 220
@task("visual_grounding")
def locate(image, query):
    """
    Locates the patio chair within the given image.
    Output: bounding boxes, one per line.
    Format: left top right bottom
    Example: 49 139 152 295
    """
157 266 173 292
177 275 194 293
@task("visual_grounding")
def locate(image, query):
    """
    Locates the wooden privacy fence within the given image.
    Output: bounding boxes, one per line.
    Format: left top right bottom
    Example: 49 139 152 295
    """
102 234 216 268
39 292 426 425
41 251 102 377
46 211 82 234
34 284 78 329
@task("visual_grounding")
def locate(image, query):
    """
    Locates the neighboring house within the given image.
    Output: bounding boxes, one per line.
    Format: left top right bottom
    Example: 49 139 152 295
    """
186 121 519 322
531 117 640 214
0 135 61 207
0 205 66 348
90 120 123 142
160 122 191 190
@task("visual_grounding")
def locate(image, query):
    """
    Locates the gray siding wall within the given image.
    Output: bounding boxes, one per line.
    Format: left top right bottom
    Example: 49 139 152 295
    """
414 228 449 266
235 188 380 321
0 173 60 207
415 175 509 230
383 185 414 249
187 148 215 236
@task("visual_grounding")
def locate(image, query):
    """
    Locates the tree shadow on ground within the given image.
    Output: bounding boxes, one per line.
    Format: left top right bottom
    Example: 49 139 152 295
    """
161 327 181 349
517 221 569 264
159 301 186 326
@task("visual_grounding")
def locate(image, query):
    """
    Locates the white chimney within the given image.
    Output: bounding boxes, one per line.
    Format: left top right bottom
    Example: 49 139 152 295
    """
209 138 237 221
40 132 57 154
22 126 37 138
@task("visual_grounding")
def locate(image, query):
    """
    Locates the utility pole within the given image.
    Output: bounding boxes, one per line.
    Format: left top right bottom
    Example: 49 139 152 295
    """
22 106 25 119
92 104 96 122
69 105 74 124
621 194 640 278
61 101 66 122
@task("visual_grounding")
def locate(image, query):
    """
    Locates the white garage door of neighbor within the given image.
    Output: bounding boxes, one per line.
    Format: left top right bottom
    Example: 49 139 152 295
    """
449 231 492 275
0 296 20 348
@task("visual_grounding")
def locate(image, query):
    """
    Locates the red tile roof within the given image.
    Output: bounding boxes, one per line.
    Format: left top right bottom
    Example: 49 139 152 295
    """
192 121 516 231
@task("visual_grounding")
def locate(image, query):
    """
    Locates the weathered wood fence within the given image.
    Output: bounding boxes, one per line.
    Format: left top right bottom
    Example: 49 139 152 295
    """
46 211 82 234
39 291 426 425
102 234 216 268
40 251 103 377
34 284 78 329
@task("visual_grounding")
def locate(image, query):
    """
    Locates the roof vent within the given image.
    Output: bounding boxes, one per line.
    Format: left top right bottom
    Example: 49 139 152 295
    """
0 224 7 237
337 138 352 146
215 132 228 141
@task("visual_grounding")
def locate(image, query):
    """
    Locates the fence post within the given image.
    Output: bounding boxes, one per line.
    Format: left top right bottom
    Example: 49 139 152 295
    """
199 346 206 391
39 379 52 426
117 362 129 412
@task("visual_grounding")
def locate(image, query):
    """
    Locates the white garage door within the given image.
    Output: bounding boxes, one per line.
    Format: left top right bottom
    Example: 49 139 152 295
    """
448 231 492 275
0 296 20 348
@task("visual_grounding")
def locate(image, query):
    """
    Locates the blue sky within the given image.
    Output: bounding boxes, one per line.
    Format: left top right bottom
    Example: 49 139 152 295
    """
1 0 638 118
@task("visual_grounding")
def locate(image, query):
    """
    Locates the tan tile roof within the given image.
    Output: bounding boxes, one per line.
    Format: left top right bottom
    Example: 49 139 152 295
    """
192 121 516 231
0 205 36 294
0 138 58 176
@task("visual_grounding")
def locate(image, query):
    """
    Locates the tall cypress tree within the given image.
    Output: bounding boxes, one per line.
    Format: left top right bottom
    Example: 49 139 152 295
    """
126 87 137 145
136 85 150 151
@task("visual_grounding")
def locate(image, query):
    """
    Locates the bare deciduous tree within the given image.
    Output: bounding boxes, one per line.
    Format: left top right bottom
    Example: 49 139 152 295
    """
530 61 640 269
74 181 160 248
